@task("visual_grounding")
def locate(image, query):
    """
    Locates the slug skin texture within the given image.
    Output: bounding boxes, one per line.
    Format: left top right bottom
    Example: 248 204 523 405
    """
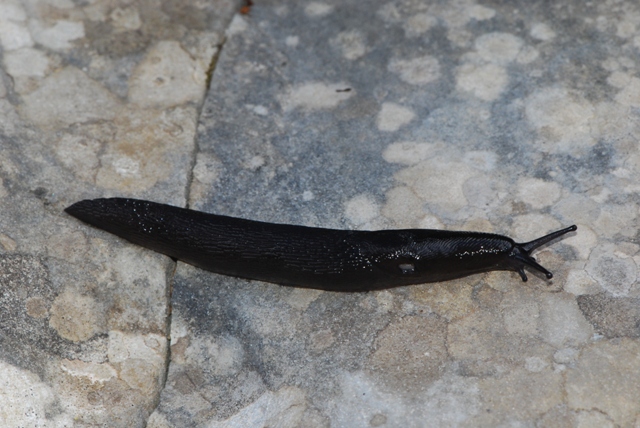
65 198 576 292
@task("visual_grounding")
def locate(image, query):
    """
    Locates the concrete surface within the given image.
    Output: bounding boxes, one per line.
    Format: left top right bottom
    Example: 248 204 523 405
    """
1 0 639 427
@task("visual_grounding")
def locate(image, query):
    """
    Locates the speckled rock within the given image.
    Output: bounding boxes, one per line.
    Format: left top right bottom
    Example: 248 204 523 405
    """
0 0 240 426
149 1 640 427
2 0 640 426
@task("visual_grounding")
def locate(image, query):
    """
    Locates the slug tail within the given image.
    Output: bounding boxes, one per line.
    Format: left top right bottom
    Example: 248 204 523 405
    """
519 225 577 254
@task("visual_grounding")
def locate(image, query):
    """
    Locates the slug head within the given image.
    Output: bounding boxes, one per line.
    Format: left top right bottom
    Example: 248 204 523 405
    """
505 225 577 281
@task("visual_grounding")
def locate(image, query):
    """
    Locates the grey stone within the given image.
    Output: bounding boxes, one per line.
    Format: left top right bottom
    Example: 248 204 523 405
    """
1 0 640 427
0 0 240 426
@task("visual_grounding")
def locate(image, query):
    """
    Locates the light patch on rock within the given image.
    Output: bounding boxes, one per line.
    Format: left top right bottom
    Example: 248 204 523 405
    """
516 45 540 64
120 358 161 394
474 32 524 64
96 106 196 191
615 76 640 107
207 386 307 428
538 293 593 348
394 158 475 212
375 290 394 313
185 335 244 377
411 277 475 321
500 289 539 337
530 23 556 41
0 19 33 50
525 87 596 153
525 356 548 373
110 245 170 302
305 2 334 17
0 361 72 427
564 224 597 260
0 178 7 199
466 4 496 21
29 19 84 50
46 230 89 263
376 102 415 132
55 133 102 182
564 269 602 296
332 372 479 427
60 359 117 383
462 150 498 171
244 155 265 171
20 66 120 129
477 367 563 422
49 290 102 342
129 41 205 108
511 214 561 243
567 339 640 426
381 186 426 227
46 0 75 8
227 14 248 36
388 55 440 85
376 3 401 24
552 193 601 226
592 203 637 238
249 104 269 115
448 310 502 360
330 30 367 60
456 62 508 101
0 233 16 251
0 1 27 21
169 313 190 346
585 243 637 297
110 6 142 32
383 141 436 165
26 296 48 318
108 330 167 368
463 175 502 210
282 82 353 111
113 155 140 177
4 47 50 77
616 16 638 39
554 348 579 364
193 152 222 186
602 57 621 72
241 302 296 338
405 13 437 37
283 288 323 311
285 35 299 47
344 194 379 226
575 411 616 428
309 328 335 351
516 177 562 209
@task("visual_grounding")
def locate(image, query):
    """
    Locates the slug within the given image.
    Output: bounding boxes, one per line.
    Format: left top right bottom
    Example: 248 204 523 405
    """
65 198 576 292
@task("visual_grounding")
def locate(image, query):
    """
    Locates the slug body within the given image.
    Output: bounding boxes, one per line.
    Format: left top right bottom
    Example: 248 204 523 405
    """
65 198 576 292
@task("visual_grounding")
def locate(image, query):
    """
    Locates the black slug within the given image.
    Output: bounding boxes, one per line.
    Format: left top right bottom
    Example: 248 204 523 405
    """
65 198 576 292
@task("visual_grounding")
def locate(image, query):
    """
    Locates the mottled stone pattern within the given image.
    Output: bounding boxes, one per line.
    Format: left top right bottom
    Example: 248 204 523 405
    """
149 0 640 427
0 0 239 426
1 0 640 426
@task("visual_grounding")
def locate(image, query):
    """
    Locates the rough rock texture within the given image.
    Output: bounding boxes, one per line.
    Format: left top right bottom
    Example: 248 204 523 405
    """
1 0 639 427
0 0 239 426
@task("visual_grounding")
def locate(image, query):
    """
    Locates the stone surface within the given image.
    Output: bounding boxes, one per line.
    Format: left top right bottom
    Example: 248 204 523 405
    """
0 0 240 426
1 0 640 427
151 1 640 426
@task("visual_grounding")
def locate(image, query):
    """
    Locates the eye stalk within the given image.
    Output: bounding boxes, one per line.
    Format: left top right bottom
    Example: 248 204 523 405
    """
509 225 577 281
